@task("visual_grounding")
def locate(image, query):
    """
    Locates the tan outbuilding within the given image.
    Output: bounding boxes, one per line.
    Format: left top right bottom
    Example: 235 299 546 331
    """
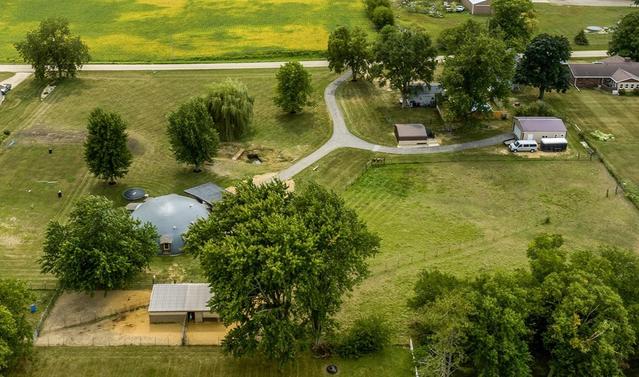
461 0 492 15
513 117 567 142
148 284 218 324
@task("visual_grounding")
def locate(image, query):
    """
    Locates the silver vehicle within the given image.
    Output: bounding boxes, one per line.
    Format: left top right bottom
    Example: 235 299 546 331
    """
455 5 465 12
0 84 11 95
509 139 538 153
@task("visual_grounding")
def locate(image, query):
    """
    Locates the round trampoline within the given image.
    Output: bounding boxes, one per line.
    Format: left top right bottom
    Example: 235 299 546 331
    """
122 188 146 201
131 194 209 255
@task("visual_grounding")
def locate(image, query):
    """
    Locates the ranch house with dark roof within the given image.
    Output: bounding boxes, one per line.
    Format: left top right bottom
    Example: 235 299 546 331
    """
568 56 639 92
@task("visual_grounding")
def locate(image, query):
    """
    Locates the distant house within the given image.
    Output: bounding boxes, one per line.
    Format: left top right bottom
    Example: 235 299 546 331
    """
394 124 431 146
568 56 639 92
513 117 567 142
148 283 218 324
461 0 492 15
402 83 443 107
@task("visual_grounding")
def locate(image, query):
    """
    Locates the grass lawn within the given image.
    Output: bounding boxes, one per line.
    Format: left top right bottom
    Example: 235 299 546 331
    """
0 72 13 81
515 88 639 201
299 148 639 340
0 0 371 63
9 346 411 377
337 80 510 146
396 3 633 51
0 69 335 285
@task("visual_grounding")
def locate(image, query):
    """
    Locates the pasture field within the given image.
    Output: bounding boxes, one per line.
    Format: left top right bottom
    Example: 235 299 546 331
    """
515 88 639 203
9 346 411 377
0 69 334 285
299 148 639 339
337 80 510 146
0 0 370 62
397 4 632 51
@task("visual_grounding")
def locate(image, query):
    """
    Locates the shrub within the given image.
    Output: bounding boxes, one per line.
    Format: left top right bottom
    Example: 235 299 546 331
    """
2 129 10 136
574 30 589 46
364 0 391 16
514 101 557 117
335 315 391 358
618 88 626 96
371 6 395 30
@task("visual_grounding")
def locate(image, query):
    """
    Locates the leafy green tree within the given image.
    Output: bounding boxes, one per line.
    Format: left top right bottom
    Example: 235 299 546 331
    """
541 271 635 376
84 108 132 185
515 34 572 100
526 233 566 282
327 26 371 81
574 30 589 46
14 17 89 81
167 97 219 172
40 195 157 294
466 273 533 377
274 62 313 114
413 291 472 377
608 11 639 61
409 269 463 309
371 26 437 107
437 20 488 55
371 6 395 30
441 34 515 121
205 79 254 141
0 279 33 376
489 0 536 51
184 181 379 364
364 0 391 16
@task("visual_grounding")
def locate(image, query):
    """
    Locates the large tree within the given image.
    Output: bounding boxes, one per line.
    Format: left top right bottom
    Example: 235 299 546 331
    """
608 11 639 61
274 62 313 114
441 34 515 121
40 195 157 294
437 20 488 55
167 97 219 172
371 26 437 107
205 79 254 141
515 34 572 100
0 279 33 376
489 0 536 51
84 108 132 185
327 26 371 81
184 181 379 363
14 17 89 81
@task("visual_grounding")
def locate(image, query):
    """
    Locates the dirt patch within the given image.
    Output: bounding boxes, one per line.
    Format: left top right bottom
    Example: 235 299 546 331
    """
42 290 151 332
186 321 231 346
15 128 85 144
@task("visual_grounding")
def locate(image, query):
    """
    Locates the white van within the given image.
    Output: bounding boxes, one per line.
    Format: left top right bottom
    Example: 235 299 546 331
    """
509 139 538 153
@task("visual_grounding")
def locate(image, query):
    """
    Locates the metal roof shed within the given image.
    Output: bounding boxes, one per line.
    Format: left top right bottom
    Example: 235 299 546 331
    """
513 117 567 142
148 283 216 323
184 182 224 206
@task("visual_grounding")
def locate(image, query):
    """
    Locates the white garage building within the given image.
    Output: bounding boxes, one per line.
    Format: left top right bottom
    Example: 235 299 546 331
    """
148 284 218 324
513 117 567 142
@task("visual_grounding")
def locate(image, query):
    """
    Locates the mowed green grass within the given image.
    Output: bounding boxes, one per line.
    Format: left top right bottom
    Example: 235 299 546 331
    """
517 88 639 198
0 69 335 285
9 346 411 377
397 4 633 51
0 0 370 62
298 149 639 339
337 80 510 146
0 72 13 81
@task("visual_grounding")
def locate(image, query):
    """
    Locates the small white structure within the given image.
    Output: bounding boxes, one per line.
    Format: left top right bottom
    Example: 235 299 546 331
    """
402 83 443 107
513 117 567 142
148 284 218 324
461 0 492 15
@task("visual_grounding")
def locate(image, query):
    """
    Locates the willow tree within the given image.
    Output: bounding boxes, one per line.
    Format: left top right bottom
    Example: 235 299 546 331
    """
206 79 254 141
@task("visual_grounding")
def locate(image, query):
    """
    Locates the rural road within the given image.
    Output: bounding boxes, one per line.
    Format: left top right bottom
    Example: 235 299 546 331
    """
0 49 611 179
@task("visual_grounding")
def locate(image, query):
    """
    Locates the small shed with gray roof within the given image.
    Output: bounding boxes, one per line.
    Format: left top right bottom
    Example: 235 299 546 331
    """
184 182 224 206
148 283 217 323
394 124 430 146
513 117 567 142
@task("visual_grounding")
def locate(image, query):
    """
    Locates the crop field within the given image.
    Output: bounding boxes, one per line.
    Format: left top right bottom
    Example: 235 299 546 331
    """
0 69 334 285
397 4 633 51
299 148 639 339
0 0 370 62
9 346 410 377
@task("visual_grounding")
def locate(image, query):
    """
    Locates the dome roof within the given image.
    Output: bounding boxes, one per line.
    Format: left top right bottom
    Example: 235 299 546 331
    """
132 194 209 255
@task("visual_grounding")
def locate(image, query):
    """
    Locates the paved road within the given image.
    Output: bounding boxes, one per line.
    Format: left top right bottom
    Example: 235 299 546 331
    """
277 72 514 180
533 0 633 6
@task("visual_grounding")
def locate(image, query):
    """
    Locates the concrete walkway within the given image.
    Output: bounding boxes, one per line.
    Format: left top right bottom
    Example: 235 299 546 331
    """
277 72 514 180
0 72 31 89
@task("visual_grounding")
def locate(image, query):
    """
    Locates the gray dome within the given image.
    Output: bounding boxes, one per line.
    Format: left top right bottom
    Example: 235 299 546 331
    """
132 194 209 255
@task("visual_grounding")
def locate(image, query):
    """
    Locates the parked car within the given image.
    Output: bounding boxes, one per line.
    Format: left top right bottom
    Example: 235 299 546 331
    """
455 5 465 12
0 84 12 95
509 140 538 153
